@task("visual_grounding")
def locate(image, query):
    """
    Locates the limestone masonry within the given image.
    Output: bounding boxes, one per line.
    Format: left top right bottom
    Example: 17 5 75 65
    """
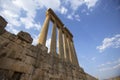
0 9 98 80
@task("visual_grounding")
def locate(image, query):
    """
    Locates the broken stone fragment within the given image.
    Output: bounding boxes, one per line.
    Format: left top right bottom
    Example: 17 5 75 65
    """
17 31 33 44
0 16 8 34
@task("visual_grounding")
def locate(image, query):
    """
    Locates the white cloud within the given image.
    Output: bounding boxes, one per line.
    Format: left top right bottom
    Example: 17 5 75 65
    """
91 57 96 61
13 0 41 30
67 14 73 20
98 64 105 67
0 0 21 27
84 0 98 9
65 0 98 11
64 0 98 21
20 17 41 30
37 0 61 10
98 58 120 67
106 62 112 65
46 38 51 52
97 34 120 52
0 0 41 32
74 14 81 21
32 34 39 45
113 64 120 69
60 6 68 14
86 12 90 15
69 0 84 11
6 24 19 34
67 13 81 22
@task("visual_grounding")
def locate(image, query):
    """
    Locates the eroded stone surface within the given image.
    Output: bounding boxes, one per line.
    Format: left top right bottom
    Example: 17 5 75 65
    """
0 30 88 80
17 31 33 44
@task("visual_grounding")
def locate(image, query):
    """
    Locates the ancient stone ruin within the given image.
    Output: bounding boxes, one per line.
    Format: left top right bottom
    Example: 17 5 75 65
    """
0 9 98 80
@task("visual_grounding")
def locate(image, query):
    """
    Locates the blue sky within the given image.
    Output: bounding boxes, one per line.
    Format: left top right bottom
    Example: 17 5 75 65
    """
0 0 120 79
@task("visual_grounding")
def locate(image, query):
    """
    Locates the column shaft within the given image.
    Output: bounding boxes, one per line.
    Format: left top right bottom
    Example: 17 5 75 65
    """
38 15 50 46
67 38 72 63
50 22 57 56
71 42 79 66
63 34 69 61
58 28 64 59
69 40 76 65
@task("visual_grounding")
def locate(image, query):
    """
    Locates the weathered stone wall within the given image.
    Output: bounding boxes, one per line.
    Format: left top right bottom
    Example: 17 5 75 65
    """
0 31 87 80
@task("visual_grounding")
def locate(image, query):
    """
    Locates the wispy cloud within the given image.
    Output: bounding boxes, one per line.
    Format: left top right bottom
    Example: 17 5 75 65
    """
99 64 120 72
38 0 61 11
68 0 84 11
67 14 74 20
60 6 68 14
74 14 81 21
67 13 81 21
65 0 98 21
65 0 98 11
96 34 120 52
84 0 98 9
91 57 96 61
98 58 120 72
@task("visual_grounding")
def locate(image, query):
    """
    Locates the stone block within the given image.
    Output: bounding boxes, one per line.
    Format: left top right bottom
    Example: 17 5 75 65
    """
37 44 48 53
9 34 18 42
0 69 14 80
12 60 34 74
0 16 7 34
29 45 39 53
17 31 33 44
20 74 31 80
6 43 25 60
32 69 44 80
24 55 36 65
0 58 15 70
25 49 37 58
0 58 33 74
1 31 11 38
0 36 9 48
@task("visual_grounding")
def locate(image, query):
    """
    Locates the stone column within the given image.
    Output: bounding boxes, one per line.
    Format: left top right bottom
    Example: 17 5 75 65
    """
71 41 79 66
50 22 57 56
67 37 72 63
38 15 50 46
58 28 64 60
63 34 69 62
69 40 76 65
